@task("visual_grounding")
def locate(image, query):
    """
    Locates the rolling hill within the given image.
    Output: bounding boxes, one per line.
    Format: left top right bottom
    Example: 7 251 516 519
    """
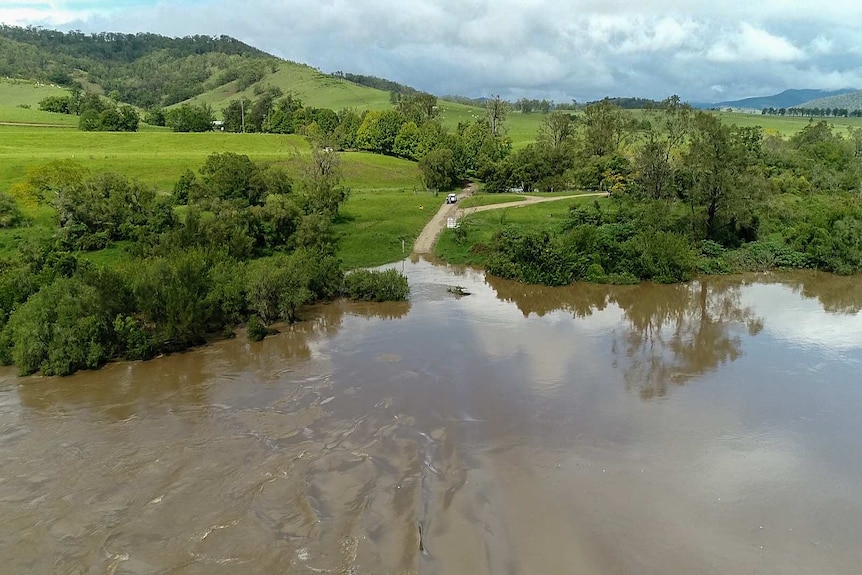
695 88 857 110
178 61 394 112
0 24 476 121
800 90 862 111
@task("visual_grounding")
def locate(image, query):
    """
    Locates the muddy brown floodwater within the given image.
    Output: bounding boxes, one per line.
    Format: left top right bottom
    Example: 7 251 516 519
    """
2 258 862 574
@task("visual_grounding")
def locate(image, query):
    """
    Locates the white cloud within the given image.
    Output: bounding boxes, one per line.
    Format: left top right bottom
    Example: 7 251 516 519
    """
707 23 804 63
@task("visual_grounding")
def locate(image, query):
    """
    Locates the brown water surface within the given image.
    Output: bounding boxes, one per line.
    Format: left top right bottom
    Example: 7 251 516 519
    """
1 259 861 574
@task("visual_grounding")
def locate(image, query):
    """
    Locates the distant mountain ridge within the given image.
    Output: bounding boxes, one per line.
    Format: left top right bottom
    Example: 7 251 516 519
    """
693 88 857 110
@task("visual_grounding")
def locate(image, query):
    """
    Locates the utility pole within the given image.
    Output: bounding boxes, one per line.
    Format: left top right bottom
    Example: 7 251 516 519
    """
241 99 245 133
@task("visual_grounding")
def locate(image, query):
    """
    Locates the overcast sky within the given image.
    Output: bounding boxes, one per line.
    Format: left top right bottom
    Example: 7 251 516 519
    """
4 0 862 103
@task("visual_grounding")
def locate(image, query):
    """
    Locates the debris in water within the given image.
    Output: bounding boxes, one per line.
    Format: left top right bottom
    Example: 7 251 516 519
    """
447 285 471 296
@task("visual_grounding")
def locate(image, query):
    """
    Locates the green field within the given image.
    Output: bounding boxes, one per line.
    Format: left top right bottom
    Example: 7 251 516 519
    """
710 110 862 137
335 188 441 268
0 78 68 107
0 126 420 191
437 104 544 148
0 124 429 268
436 195 606 264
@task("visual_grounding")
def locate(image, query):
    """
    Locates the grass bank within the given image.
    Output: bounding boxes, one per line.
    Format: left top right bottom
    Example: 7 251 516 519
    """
436 195 606 265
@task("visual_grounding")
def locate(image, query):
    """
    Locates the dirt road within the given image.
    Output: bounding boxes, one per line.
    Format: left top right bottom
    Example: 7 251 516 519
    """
412 182 477 254
412 188 609 254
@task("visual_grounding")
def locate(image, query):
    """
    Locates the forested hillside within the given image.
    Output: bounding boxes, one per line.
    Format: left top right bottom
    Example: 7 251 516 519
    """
0 25 278 108
800 90 862 112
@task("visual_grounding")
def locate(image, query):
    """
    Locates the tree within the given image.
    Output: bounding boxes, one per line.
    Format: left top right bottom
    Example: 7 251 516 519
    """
393 121 421 159
634 96 692 201
419 148 457 191
396 92 438 124
683 112 760 242
355 109 405 154
333 108 361 149
198 152 267 205
300 146 350 217
165 102 214 132
580 99 634 158
222 98 251 132
485 95 509 137
21 160 89 227
246 253 313 324
537 111 575 151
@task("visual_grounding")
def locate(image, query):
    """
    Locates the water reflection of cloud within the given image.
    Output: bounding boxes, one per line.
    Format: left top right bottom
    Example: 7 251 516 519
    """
741 284 862 352
445 275 617 392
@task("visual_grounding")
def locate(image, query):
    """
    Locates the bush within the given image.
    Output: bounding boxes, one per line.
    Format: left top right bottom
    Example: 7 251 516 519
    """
0 192 27 228
622 231 697 283
343 269 409 301
1 277 113 376
246 315 276 341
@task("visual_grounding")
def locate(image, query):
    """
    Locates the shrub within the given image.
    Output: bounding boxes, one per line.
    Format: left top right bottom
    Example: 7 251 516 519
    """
246 315 276 341
343 269 409 301
622 231 697 283
1 277 112 376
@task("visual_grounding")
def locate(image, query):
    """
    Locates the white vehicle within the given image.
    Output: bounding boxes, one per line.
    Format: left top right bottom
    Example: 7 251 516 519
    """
446 193 458 204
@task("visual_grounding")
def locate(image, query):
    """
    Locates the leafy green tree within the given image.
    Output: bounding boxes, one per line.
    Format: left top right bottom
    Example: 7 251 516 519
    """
537 111 575 151
144 108 166 126
634 96 692 201
299 147 350 217
343 269 409 301
683 112 761 243
131 249 214 347
419 148 457 191
333 108 361 149
0 192 26 228
246 253 312 323
1 276 113 376
198 152 267 205
356 109 405 154
165 102 214 132
395 92 438 124
393 121 421 159
222 98 250 132
580 99 634 158
78 109 100 131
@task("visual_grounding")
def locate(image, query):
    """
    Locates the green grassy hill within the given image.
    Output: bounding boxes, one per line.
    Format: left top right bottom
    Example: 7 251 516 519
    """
0 77 68 107
180 61 394 113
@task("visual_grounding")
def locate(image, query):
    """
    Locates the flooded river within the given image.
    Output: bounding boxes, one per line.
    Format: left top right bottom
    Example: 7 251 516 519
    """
1 258 861 574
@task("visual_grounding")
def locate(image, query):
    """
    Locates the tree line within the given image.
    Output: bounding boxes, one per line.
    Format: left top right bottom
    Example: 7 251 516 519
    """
761 107 862 118
39 87 140 131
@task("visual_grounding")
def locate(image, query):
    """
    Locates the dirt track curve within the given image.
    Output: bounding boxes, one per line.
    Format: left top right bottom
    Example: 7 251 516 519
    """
412 187 609 254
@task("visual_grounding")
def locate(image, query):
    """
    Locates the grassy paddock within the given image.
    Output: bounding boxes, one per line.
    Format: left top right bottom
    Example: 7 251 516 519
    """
0 124 428 266
0 78 68 108
335 188 441 268
0 127 421 192
709 110 862 137
436 196 605 265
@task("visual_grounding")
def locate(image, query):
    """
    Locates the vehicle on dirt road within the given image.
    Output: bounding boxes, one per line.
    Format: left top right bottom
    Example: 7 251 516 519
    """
446 193 457 204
